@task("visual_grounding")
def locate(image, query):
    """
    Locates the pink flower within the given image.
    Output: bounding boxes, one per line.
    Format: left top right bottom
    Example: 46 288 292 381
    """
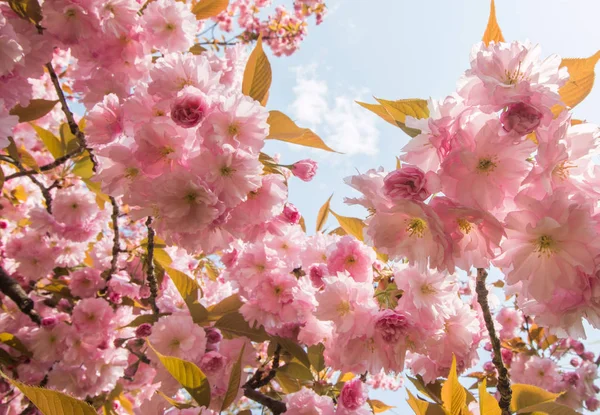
141 0 197 52
148 53 220 99
282 203 301 224
133 123 190 177
170 86 212 128
70 268 106 298
327 236 376 283
199 351 226 374
283 387 335 415
501 102 543 135
374 309 412 344
52 187 99 227
344 168 390 212
496 308 523 340
440 119 535 212
0 99 18 147
365 199 454 273
339 378 368 411
148 314 207 360
383 165 440 202
86 93 124 147
72 298 115 334
291 159 318 181
494 191 600 301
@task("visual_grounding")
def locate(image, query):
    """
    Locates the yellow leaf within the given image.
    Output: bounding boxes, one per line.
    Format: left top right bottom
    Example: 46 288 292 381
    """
18 146 40 172
369 399 395 413
242 36 272 105
221 343 246 411
510 384 561 412
191 0 229 20
82 179 109 209
330 210 365 241
356 101 397 127
203 260 219 281
1 370 97 415
13 185 28 203
72 153 94 179
375 98 429 123
516 401 580 415
0 333 31 356
147 342 211 407
155 390 194 409
189 44 208 55
7 0 42 23
207 294 244 320
116 394 134 415
165 266 208 325
441 355 467 415
338 372 355 382
275 371 302 393
153 247 173 269
0 167 4 194
299 216 306 232
214 311 269 342
482 0 505 46
407 390 449 415
396 156 402 169
315 194 333 232
553 50 600 114
9 99 58 123
478 379 501 415
31 124 64 159
266 110 337 152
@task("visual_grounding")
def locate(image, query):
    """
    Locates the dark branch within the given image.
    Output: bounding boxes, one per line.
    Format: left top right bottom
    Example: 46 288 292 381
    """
105 196 120 283
243 387 286 415
476 268 512 415
0 266 41 325
245 344 281 389
4 146 84 181
145 217 159 315
45 62 97 172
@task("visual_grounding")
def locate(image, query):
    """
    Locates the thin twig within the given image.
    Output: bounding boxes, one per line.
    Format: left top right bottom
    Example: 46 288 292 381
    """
105 196 120 283
0 266 41 325
145 217 159 315
476 268 512 415
5 148 53 213
4 146 84 181
245 344 282 389
45 62 97 172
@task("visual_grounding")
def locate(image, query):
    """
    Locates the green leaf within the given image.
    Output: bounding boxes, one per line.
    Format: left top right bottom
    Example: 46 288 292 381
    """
214 312 269 342
31 124 64 159
221 343 246 411
191 0 229 20
17 146 40 172
478 379 501 415
307 343 325 372
315 194 333 232
165 266 208 325
7 0 42 23
272 337 310 369
275 371 302 393
368 399 395 414
72 153 94 179
1 370 97 415
330 210 365 241
266 110 337 152
9 100 58 123
207 294 244 321
441 355 467 415
278 362 313 381
242 36 272 106
0 333 32 357
407 376 444 405
121 314 161 328
147 342 211 407
510 384 561 412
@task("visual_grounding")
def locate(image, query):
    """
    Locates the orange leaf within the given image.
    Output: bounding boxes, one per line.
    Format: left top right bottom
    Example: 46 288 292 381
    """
482 0 505 46
553 50 600 115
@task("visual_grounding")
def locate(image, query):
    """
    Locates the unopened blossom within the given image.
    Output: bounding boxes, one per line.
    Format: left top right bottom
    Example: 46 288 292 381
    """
292 159 318 181
170 86 212 128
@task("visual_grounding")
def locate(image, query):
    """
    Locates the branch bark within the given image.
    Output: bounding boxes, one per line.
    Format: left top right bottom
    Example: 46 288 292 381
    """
476 268 512 415
243 387 287 415
145 217 159 315
105 196 120 283
0 266 41 325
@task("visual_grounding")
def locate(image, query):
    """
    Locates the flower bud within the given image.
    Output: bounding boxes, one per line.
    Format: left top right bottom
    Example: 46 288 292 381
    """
135 323 152 338
500 102 542 135
205 327 222 345
170 86 211 128
291 159 318 182
282 203 301 224
339 378 367 410
41 316 58 328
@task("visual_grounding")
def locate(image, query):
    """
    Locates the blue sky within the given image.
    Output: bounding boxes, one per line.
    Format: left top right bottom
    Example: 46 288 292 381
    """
262 0 600 412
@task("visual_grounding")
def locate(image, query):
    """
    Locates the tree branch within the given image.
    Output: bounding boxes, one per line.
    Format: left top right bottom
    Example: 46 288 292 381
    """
44 62 97 172
476 268 512 415
4 146 84 181
145 217 159 315
243 387 287 415
245 344 281 389
104 196 120 283
0 266 41 325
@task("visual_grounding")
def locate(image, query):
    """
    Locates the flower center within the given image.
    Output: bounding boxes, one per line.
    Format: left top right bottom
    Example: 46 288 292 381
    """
534 235 556 256
165 23 175 31
345 256 356 265
406 217 427 238
552 161 576 181
421 283 437 295
457 218 473 234
477 158 497 173
185 192 198 204
220 166 235 176
160 146 175 157
228 123 240 136
125 167 139 179
504 61 524 85
336 301 351 316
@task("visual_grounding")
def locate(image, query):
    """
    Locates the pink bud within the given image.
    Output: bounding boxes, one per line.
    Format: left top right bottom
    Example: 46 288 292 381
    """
339 378 368 410
282 203 301 224
581 351 594 361
199 351 226 374
586 397 600 412
383 166 437 202
563 372 580 386
483 342 492 352
291 159 318 181
483 361 496 373
500 102 542 135
374 309 410 344
308 263 327 289
41 316 58 328
501 348 513 365
0 221 7 229
570 358 580 367
135 323 152 338
205 327 222 344
170 87 211 128
570 339 585 355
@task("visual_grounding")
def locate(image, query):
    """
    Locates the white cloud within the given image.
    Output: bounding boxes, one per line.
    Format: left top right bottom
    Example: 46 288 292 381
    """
289 64 380 156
